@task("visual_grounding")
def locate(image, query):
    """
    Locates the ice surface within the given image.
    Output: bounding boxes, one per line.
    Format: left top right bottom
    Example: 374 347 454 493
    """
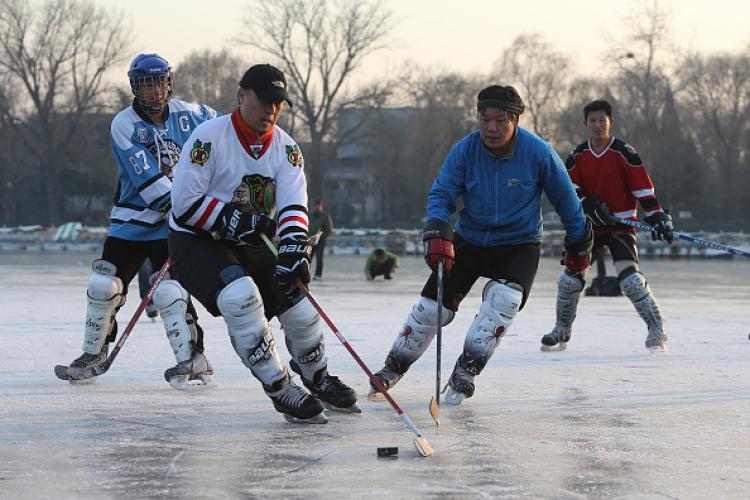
1 253 749 498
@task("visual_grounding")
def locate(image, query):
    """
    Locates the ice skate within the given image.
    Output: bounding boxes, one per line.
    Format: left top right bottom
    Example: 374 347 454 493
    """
61 344 109 385
541 325 571 352
163 352 214 390
645 329 668 354
145 303 159 321
290 360 360 413
266 378 327 424
367 356 404 400
443 356 476 405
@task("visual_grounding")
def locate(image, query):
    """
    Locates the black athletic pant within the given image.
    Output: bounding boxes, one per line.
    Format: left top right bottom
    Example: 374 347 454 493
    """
312 238 327 278
168 231 293 319
420 235 541 312
369 257 397 279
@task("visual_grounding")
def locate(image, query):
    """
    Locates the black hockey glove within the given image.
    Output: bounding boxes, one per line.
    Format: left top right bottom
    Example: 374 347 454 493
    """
644 211 674 244
214 204 277 245
581 194 614 227
275 237 312 293
422 219 455 272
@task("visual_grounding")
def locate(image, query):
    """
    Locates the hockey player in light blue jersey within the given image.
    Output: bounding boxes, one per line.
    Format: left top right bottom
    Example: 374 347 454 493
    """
56 53 218 389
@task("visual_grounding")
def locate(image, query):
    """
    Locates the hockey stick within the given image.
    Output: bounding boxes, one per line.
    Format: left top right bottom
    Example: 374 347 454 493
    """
54 258 172 381
294 278 434 457
613 217 750 258
428 260 443 426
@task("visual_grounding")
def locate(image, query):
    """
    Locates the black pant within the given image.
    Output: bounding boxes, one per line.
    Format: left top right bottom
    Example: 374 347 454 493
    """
168 231 293 319
369 257 396 278
420 235 541 311
312 238 327 277
100 236 169 293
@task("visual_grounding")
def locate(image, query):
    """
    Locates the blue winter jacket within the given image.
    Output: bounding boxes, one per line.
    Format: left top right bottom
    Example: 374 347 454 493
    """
426 128 586 246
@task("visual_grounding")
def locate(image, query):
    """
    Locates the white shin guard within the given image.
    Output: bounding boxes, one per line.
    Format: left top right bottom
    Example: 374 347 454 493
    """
620 271 665 335
83 260 124 355
554 271 585 330
153 279 194 363
279 297 326 381
461 281 522 373
217 277 285 386
388 296 454 371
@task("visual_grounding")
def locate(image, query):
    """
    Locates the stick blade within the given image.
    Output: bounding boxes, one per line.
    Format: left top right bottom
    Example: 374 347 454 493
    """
428 396 440 426
413 436 434 457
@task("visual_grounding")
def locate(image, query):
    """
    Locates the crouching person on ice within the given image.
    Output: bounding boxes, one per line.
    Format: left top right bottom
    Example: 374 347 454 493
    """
168 64 358 423
369 85 592 405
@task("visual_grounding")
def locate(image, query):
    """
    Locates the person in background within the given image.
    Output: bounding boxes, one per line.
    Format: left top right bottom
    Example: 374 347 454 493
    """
309 198 333 281
365 247 399 280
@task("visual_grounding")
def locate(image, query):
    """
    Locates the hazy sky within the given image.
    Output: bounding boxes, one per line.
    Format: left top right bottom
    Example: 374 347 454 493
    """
104 0 749 85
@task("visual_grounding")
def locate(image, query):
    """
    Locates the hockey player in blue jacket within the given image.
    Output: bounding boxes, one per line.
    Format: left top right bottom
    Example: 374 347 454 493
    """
56 54 218 388
369 85 593 404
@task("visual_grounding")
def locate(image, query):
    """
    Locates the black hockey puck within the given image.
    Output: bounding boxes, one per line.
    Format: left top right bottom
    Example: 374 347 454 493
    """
377 447 398 458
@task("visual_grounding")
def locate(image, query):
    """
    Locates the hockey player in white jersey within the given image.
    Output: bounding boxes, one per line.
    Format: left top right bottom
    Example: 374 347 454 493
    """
168 64 357 423
56 54 218 388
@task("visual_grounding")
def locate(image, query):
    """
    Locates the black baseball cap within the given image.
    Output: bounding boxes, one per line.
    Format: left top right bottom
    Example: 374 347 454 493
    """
477 85 524 115
239 64 293 107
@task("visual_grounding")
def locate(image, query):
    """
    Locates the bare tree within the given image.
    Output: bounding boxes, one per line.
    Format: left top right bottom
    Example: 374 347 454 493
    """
679 52 750 222
0 0 129 224
237 0 393 197
492 34 572 141
173 49 247 115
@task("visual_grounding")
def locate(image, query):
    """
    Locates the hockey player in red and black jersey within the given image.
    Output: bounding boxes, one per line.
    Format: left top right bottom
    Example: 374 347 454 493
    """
168 64 358 423
541 99 674 353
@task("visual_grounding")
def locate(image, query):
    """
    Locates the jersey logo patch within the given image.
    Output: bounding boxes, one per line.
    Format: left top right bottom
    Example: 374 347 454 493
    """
286 144 303 167
624 143 638 155
190 139 211 166
137 128 149 144
232 174 276 214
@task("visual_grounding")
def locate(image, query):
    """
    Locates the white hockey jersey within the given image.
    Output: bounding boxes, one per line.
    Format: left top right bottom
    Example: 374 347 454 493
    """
169 110 308 242
108 99 217 241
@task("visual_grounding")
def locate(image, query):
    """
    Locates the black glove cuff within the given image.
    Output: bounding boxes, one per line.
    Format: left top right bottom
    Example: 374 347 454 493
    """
422 219 453 241
565 220 594 256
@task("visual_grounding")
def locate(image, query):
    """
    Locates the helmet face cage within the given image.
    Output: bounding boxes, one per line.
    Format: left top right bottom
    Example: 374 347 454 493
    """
128 54 173 114
130 72 172 114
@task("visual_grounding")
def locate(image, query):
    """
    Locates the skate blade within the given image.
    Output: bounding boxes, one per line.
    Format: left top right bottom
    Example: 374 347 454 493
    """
169 375 214 390
283 411 328 424
540 342 567 352
443 386 466 406
324 402 362 414
647 345 668 354
367 389 384 401
69 377 97 385
414 436 434 457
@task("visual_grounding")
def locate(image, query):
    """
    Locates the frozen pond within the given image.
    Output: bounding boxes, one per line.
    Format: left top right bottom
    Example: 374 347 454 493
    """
0 252 749 498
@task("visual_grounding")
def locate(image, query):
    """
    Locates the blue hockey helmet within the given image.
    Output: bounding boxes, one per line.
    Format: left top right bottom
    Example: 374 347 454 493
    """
128 53 172 114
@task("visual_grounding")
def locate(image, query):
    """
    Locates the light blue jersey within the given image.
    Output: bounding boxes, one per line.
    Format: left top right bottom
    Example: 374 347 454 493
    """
108 99 217 241
426 128 587 247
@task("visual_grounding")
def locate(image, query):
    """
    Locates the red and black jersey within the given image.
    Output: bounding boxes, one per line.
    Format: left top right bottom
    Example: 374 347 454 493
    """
566 137 663 232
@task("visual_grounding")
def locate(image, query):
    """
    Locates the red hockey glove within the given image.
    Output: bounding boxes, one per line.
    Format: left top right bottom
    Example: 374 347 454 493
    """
422 219 454 272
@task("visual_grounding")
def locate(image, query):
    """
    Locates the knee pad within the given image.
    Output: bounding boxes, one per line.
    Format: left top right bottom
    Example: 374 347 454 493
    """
279 298 326 378
83 261 124 354
217 277 284 385
555 271 584 329
87 261 124 303
462 281 522 372
153 280 194 363
389 296 455 371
